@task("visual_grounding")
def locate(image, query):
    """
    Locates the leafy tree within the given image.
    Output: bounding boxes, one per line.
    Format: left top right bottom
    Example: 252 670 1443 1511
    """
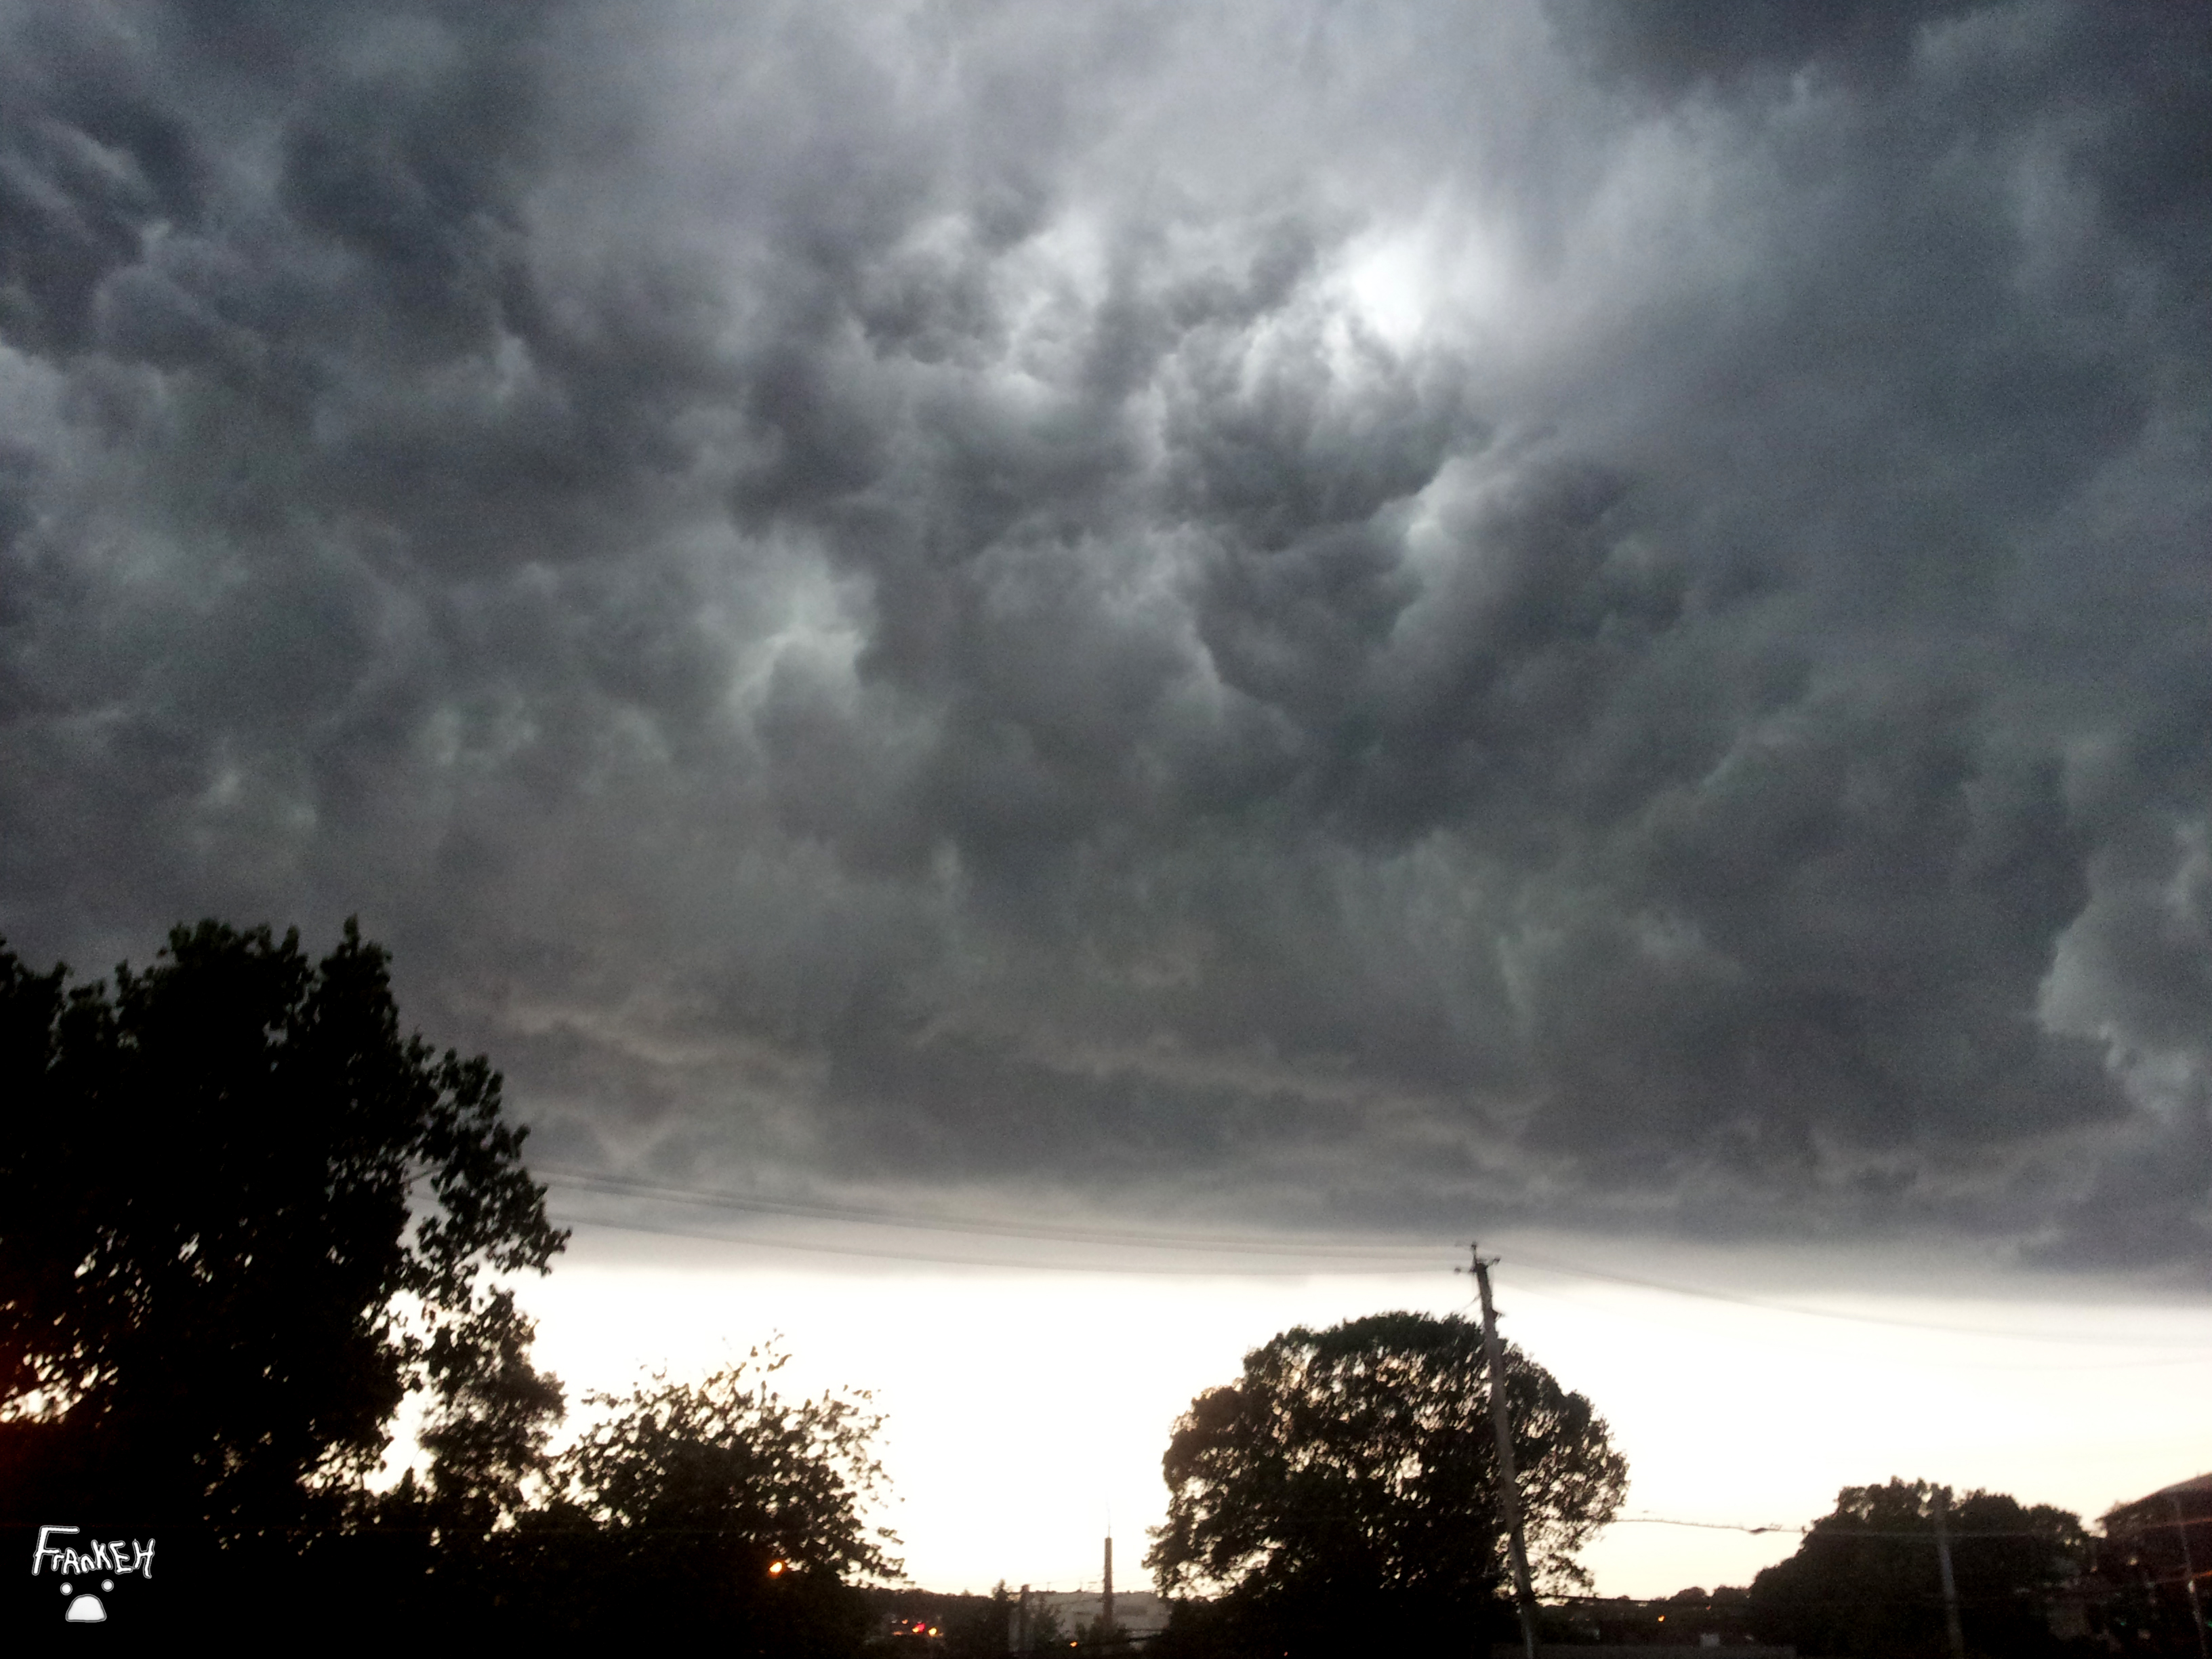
417 1286 568 1535
1748 1478 2092 1658
1145 1311 1626 1654
0 920 566 1542
1076 1610 1132 1651
514 1345 899 1645
939 1582 1019 1657
1019 1598 1069 1653
564 1346 899 1578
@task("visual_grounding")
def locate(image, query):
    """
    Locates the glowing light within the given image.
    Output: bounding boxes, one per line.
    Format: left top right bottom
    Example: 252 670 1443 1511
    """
769 1559 787 1576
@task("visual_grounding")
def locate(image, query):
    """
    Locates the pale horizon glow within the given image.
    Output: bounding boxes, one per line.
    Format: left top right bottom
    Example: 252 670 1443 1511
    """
514 1225 2212 1601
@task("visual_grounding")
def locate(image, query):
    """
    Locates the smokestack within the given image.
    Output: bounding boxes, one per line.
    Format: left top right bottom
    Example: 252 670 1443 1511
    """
1103 1534 1114 1645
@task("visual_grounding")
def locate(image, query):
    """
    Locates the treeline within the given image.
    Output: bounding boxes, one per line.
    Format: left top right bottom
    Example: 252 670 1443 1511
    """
0 922 890 1643
1741 1477 2207 1658
4 922 2204 1654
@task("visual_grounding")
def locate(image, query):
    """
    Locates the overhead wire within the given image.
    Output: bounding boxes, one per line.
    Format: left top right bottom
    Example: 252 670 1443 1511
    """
1609 1515 1803 1535
538 1166 2212 1352
1499 1277 2212 1371
1610 1515 2107 1540
553 1212 1424 1277
1498 1251 2212 1349
541 1167 1441 1261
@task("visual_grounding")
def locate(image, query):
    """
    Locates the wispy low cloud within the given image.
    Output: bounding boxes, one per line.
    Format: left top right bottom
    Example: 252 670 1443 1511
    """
1 0 2207 1267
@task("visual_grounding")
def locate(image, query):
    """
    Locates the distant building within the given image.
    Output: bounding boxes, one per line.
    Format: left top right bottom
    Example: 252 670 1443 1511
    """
1029 1586 1172 1641
2100 1472 2212 1652
2106 1470 2212 1548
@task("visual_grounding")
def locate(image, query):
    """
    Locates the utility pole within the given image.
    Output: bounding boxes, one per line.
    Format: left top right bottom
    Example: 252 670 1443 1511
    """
1471 1244 1540 1659
2176 1490 2211 1659
1932 1486 1966 1659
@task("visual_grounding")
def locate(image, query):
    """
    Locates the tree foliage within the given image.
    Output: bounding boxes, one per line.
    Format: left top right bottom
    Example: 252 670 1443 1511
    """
417 1286 568 1534
563 1345 900 1583
1145 1311 1625 1651
1019 1598 1069 1653
499 1346 898 1644
1748 1478 2091 1658
939 1582 1019 1657
0 920 566 1537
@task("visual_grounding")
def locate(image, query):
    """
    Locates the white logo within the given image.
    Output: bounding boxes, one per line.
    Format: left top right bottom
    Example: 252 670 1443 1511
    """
31 1525 156 1624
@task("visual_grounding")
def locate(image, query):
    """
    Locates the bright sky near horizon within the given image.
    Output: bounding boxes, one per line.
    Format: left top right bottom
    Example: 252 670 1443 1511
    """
516 1223 2212 1601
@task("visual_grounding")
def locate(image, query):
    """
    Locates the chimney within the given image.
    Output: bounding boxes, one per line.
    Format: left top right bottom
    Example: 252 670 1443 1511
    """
1103 1534 1115 1643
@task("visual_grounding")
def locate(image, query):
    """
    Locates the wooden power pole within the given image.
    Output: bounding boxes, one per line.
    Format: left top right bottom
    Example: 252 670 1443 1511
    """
1472 1244 1541 1659
1933 1486 1966 1659
2176 1490 2211 1659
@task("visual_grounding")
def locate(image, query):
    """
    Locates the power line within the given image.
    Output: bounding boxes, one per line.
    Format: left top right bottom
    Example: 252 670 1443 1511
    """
1499 1252 2212 1349
1500 1278 2212 1371
1611 1515 2100 1540
537 1166 2212 1351
550 1212 1433 1277
542 1168 1442 1263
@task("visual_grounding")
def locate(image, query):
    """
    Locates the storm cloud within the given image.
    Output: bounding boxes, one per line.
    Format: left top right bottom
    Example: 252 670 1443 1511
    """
2 0 2207 1266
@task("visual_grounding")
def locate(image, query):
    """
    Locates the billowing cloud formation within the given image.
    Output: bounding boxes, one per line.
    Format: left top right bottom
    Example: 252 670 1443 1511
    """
3 0 2207 1266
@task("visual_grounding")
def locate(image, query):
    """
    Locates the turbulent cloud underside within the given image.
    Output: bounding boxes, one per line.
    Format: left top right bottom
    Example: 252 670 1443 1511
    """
1 0 2208 1265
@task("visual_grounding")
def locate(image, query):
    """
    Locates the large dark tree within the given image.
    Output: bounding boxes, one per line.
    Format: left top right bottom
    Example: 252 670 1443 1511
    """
504 1345 899 1646
563 1348 899 1582
0 920 567 1545
1748 1478 2093 1658
1145 1311 1626 1656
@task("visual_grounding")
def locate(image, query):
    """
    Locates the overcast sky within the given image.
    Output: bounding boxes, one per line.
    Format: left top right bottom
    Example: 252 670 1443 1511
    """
4 0 2210 1438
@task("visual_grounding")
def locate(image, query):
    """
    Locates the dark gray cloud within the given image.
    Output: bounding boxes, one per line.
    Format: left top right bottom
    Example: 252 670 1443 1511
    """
2 0 2207 1271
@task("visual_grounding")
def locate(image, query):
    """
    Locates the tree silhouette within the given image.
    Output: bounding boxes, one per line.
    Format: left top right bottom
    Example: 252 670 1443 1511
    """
1748 1478 2091 1658
1146 1311 1624 1654
1020 1598 1069 1653
564 1346 899 1580
506 1345 899 1643
0 920 566 1545
417 1286 568 1536
939 1581 1019 1657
